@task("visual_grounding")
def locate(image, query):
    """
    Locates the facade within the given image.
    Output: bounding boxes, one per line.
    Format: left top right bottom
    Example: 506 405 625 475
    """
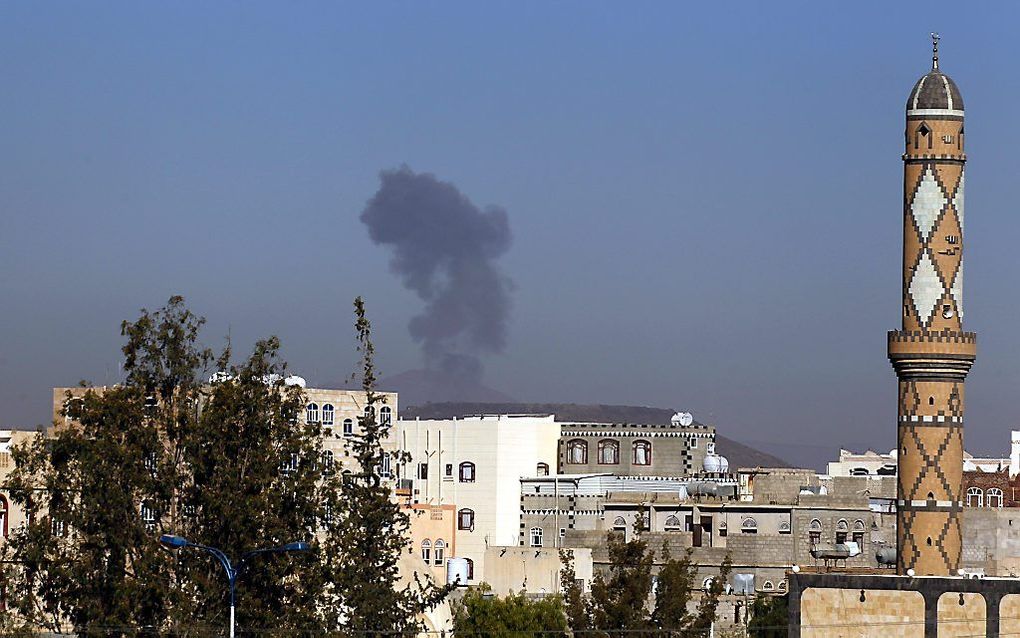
557 416 715 476
888 38 973 577
392 414 560 585
0 430 37 543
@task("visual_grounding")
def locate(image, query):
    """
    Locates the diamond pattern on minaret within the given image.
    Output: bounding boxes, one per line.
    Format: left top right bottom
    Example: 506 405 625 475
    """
951 263 963 319
954 170 965 232
911 166 946 240
910 251 943 326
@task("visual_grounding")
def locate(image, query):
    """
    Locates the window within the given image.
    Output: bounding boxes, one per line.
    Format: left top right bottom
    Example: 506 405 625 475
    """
458 508 475 530
321 450 335 475
690 438 698 448
778 581 787 592
852 520 866 546
633 440 652 466
342 419 354 437
0 496 7 538
702 577 714 591
459 462 476 483
379 406 392 425
530 527 543 547
850 467 869 476
434 539 445 565
51 516 67 538
418 463 428 480
567 439 587 464
281 453 299 476
835 519 849 544
465 558 474 580
140 502 157 532
988 488 1004 508
664 515 681 531
598 440 620 465
306 403 319 423
809 519 822 545
363 406 375 422
779 521 791 534
322 404 334 426
741 517 758 534
445 463 453 477
421 539 431 564
762 581 774 592
719 521 727 537
380 453 392 478
537 462 549 476
967 487 983 508
560 528 566 538
612 516 627 531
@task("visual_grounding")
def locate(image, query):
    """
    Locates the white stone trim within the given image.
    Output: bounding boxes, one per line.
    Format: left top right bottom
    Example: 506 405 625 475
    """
907 108 965 117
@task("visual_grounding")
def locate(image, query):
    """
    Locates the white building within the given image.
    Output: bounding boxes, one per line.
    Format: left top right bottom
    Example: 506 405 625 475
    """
392 414 560 584
826 432 1020 478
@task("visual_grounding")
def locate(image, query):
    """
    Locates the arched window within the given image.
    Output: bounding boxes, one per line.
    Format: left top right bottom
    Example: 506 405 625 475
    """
458 508 475 530
320 450 335 475
465 557 474 580
967 487 983 507
321 404 334 426
363 406 375 422
779 521 791 534
0 495 8 538
664 515 681 531
434 539 446 565
140 502 157 532
850 467 869 476
633 440 652 466
567 439 587 464
762 581 775 591
741 517 758 534
778 581 787 592
702 577 715 591
852 519 866 545
459 462 476 482
809 518 822 545
612 516 627 531
530 527 543 547
343 418 354 438
537 462 550 476
379 405 392 425
306 403 319 423
835 519 849 544
421 539 431 563
598 440 620 465
988 488 1004 508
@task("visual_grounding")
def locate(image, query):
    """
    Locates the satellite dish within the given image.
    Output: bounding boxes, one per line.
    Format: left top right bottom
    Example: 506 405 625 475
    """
678 412 693 427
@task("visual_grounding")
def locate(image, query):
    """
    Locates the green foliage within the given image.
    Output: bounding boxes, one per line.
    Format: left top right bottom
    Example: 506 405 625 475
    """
451 584 567 638
559 532 732 638
747 594 787 637
1 295 450 635
315 296 453 633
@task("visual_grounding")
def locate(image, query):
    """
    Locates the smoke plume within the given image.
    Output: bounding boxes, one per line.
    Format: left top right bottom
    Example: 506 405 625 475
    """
360 166 513 382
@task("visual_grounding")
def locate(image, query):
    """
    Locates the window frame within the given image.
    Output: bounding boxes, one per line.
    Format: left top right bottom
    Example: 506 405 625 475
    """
967 487 983 507
342 418 354 438
458 461 476 483
597 439 620 465
566 439 587 464
664 515 681 531
740 517 758 534
321 404 334 426
306 403 320 423
988 487 1004 508
379 405 392 425
633 440 652 466
433 539 445 566
458 508 475 531
530 527 543 547
421 539 431 564
537 462 550 476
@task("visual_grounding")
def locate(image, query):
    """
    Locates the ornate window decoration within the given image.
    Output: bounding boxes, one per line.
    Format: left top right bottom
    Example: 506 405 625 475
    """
598 439 620 465
762 581 775 591
633 440 652 466
852 519 866 545
988 488 1004 508
664 515 681 531
741 517 758 534
966 487 983 507
778 521 791 534
809 518 822 545
612 516 627 531
835 519 849 544
567 439 587 464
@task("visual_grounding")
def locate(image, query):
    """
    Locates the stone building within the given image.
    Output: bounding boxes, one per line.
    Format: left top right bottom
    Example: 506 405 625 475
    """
0 429 37 543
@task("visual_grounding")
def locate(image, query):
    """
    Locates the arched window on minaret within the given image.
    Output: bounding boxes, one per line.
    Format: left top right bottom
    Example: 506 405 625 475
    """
915 122 933 150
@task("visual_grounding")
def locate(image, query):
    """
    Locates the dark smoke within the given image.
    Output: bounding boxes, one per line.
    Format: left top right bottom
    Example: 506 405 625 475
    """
360 166 513 382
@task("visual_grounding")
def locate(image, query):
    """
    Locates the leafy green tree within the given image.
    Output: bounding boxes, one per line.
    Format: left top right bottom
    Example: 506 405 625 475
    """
587 528 655 637
558 549 590 634
747 593 787 637
451 584 568 638
688 554 732 636
316 296 453 634
651 544 696 632
2 297 321 633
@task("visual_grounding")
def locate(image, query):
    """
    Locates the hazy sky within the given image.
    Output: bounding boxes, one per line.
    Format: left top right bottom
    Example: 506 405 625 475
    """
4 2 1020 468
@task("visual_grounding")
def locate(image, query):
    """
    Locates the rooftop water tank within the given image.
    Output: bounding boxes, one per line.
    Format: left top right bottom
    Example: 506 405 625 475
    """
284 375 307 388
446 557 470 586
703 454 729 473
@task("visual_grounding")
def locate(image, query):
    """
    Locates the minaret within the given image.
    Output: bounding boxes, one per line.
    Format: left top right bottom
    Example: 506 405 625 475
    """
889 34 974 576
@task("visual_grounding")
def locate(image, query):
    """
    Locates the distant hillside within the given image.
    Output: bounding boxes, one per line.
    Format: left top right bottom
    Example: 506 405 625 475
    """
380 369 515 407
400 402 791 469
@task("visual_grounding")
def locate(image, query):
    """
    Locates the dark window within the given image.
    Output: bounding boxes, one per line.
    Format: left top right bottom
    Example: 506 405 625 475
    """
459 462 476 482
458 508 475 530
537 462 549 476
418 463 428 480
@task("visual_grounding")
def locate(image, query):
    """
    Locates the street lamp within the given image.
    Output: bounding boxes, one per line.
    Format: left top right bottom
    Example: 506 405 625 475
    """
159 534 310 638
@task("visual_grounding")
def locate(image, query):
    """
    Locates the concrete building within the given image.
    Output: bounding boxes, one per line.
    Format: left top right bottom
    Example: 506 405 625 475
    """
0 430 37 542
392 414 560 585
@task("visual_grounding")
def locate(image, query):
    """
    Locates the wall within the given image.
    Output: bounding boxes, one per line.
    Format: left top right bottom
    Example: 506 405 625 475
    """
558 422 714 476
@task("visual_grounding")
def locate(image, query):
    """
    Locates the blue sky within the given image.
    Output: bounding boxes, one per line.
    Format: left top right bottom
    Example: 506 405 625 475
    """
3 2 1020 467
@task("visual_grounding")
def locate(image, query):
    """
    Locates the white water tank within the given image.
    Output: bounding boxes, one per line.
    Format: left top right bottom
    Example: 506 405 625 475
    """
284 375 307 388
703 454 729 473
446 557 470 586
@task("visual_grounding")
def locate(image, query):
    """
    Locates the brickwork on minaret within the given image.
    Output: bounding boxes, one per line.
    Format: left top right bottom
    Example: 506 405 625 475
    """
889 37 975 576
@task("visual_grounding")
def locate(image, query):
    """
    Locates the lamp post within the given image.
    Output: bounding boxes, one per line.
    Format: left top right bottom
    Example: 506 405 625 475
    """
159 534 310 638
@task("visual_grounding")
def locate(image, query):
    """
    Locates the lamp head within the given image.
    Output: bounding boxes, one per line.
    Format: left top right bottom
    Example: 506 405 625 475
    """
159 534 189 549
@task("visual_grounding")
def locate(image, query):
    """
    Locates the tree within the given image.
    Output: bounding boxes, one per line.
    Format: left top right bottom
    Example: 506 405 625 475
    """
316 296 453 633
451 584 568 638
747 594 787 637
2 297 323 633
688 554 732 636
651 544 697 632
559 549 590 634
